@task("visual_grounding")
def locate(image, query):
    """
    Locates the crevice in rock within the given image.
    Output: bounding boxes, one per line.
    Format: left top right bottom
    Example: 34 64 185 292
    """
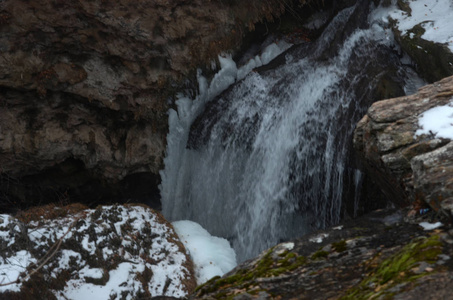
0 158 162 214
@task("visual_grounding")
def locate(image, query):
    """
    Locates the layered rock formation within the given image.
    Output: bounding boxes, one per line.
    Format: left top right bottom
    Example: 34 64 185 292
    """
0 0 304 210
354 75 453 214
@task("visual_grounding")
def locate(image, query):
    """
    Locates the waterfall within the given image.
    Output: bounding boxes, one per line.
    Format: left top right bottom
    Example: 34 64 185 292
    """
160 1 424 262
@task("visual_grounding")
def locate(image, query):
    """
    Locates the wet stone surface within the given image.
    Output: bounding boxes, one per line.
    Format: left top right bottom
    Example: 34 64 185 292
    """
192 208 453 299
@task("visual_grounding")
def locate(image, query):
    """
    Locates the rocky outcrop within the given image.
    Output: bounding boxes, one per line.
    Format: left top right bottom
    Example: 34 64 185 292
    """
0 0 299 210
391 0 453 83
353 75 453 214
393 25 453 83
0 204 196 299
192 208 453 299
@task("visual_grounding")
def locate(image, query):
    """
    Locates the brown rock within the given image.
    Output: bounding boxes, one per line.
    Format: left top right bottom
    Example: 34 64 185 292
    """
354 75 453 212
0 0 294 210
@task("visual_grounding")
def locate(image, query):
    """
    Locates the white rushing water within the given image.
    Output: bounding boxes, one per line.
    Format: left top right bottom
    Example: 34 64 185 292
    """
160 2 424 262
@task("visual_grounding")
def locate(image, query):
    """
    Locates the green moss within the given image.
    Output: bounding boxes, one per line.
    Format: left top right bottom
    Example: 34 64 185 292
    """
195 247 307 297
311 250 329 260
254 248 275 277
213 291 231 299
332 240 347 253
340 235 443 300
279 251 296 258
194 276 221 292
394 23 453 82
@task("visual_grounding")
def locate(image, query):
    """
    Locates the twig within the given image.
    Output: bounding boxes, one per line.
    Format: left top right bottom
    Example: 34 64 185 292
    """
0 214 83 287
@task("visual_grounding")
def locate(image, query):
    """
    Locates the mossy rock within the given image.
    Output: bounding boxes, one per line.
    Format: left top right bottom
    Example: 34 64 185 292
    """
332 240 348 253
193 243 306 299
340 235 444 299
392 23 453 83
311 250 330 260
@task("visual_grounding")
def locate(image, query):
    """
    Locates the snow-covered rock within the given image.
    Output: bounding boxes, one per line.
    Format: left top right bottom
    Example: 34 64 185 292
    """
390 0 453 82
0 204 196 299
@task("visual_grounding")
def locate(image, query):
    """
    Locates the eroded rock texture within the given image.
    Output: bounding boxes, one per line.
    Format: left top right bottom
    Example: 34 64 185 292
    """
0 0 296 210
354 75 453 214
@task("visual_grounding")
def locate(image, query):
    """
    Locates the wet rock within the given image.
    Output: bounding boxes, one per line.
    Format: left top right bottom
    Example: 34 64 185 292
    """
0 204 196 299
191 208 453 299
393 272 453 300
354 75 453 212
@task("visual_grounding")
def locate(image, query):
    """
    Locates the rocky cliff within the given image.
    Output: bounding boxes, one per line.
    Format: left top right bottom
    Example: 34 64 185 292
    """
0 0 308 211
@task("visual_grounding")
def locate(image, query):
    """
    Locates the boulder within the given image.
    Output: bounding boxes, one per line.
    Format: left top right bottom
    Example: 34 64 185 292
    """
0 204 196 299
353 75 453 214
0 0 294 210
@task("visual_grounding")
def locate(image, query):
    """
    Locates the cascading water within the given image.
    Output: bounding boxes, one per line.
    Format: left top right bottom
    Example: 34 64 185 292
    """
160 1 424 262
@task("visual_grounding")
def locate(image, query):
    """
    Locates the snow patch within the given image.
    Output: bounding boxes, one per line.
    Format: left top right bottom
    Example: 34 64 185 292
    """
419 221 443 230
0 251 37 292
172 220 237 284
60 263 144 300
280 242 295 251
309 233 329 243
415 100 453 139
390 0 453 52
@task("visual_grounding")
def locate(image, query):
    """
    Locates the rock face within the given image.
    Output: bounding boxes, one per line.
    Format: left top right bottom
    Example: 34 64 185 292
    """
192 208 453 299
0 204 196 299
0 0 294 210
354 75 453 214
